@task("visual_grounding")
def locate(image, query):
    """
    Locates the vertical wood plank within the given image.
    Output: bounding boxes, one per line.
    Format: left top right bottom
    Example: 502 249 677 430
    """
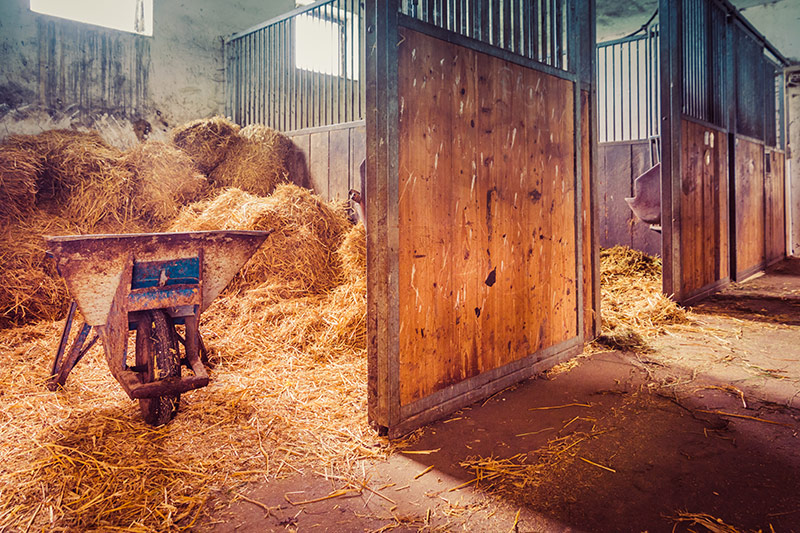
450 45 482 382
309 131 330 197
328 128 351 201
350 125 367 192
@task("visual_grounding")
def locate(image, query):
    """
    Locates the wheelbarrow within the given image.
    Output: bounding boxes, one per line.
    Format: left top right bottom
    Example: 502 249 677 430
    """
45 230 270 425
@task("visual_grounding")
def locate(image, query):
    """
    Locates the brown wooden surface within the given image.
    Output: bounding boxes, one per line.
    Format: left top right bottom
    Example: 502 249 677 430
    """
286 122 366 201
597 142 660 257
734 136 765 280
765 150 786 265
679 119 729 299
581 90 596 340
397 29 578 407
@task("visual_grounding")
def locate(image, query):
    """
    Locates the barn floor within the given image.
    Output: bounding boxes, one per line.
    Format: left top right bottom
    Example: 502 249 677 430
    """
207 259 800 533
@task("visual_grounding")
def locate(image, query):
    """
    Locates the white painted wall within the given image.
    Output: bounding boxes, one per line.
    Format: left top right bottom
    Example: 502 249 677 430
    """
0 0 292 145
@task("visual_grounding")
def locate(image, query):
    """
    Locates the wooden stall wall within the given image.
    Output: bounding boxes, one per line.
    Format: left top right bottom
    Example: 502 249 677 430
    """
582 90 597 340
597 142 661 257
678 119 729 301
765 150 786 265
733 137 766 280
286 121 366 201
396 29 579 407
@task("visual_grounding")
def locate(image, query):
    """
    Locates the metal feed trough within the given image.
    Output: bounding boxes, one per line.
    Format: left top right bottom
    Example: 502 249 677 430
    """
45 231 270 425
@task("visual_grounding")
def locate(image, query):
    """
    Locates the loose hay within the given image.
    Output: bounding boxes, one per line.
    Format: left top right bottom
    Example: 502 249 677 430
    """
0 122 379 530
3 130 135 228
0 211 149 329
209 124 293 197
171 116 240 174
0 215 377 531
338 222 366 284
598 246 691 351
123 140 209 226
0 144 40 222
169 185 351 294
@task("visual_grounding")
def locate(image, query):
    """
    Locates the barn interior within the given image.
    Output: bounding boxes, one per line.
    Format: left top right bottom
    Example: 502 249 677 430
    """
0 0 798 531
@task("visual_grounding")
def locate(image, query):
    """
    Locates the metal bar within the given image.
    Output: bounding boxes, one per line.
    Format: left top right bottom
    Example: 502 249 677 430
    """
502 0 511 49
540 0 548 63
549 0 561 68
555 0 562 69
397 14 580 83
660 0 683 300
229 0 339 41
611 44 617 140
531 0 538 61
636 39 640 139
603 46 608 142
571 0 583 340
627 41 632 139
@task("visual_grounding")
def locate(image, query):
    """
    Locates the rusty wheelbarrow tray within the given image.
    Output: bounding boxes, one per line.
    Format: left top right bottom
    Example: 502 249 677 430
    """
46 230 270 425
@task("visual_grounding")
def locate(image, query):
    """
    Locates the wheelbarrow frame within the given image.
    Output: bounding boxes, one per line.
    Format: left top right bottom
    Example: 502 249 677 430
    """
45 230 270 423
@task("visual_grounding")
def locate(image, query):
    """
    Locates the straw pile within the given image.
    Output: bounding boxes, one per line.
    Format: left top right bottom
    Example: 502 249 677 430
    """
597 246 690 351
0 146 40 222
0 215 374 532
123 140 209 226
169 185 351 294
171 116 241 174
0 129 213 328
208 124 292 197
2 130 135 228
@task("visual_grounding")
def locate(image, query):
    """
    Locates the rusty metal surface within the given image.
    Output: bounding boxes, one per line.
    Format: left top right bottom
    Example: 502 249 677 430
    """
45 231 269 326
625 162 661 225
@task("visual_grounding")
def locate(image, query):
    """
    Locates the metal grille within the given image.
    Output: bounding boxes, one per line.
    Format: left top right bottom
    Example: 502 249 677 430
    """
734 25 765 140
224 0 364 130
399 0 570 71
596 24 660 143
775 65 785 149
681 0 726 126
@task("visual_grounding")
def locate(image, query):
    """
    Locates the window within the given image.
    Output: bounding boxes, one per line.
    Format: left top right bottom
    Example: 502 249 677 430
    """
294 3 359 80
30 0 153 36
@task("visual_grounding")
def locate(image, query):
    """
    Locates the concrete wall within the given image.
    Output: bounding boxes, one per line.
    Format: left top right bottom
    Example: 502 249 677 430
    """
0 0 292 145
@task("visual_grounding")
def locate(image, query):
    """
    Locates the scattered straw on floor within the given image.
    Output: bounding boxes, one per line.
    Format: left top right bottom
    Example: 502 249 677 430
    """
673 512 744 533
597 246 691 351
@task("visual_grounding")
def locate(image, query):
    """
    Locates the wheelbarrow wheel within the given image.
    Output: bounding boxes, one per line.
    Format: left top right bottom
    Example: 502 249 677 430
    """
135 310 181 426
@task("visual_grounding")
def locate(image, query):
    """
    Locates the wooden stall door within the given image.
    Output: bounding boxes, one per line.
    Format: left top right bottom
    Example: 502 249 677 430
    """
678 120 729 302
765 150 786 265
387 29 583 435
732 137 765 280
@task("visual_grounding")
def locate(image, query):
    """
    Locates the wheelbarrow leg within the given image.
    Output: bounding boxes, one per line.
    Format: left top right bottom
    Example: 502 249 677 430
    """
48 302 98 391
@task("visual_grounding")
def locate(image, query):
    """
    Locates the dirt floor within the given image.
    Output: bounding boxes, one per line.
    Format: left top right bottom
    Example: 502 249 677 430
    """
205 259 800 533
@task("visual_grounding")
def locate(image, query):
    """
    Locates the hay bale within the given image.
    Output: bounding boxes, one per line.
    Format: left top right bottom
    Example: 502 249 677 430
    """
171 116 240 174
0 145 40 222
123 141 209 226
169 185 350 294
209 124 292 197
